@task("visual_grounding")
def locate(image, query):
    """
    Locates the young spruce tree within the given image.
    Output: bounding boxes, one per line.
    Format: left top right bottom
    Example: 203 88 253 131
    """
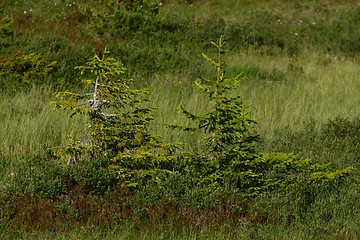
52 49 173 187
170 36 264 195
171 36 352 197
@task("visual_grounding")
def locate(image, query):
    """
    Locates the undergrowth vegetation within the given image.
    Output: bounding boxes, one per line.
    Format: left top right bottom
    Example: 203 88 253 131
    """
1 0 360 239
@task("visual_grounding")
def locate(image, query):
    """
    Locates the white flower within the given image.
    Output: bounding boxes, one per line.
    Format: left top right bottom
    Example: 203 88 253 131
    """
23 10 27 14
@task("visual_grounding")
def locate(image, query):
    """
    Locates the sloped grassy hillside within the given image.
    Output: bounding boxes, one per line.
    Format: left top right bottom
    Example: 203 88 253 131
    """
1 1 360 239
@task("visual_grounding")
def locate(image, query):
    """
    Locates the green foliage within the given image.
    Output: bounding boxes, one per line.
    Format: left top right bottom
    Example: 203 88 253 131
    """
69 158 119 196
264 117 360 168
0 53 56 88
0 15 12 38
170 36 352 198
170 36 262 197
2 156 68 200
0 15 13 49
115 0 161 33
85 0 161 37
262 152 352 188
52 48 137 158
51 48 174 187
1 1 359 237
2 0 360 88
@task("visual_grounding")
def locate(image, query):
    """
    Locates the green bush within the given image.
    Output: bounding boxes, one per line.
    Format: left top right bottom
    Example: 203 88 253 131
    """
2 156 68 200
0 53 56 91
0 15 13 43
71 158 118 196
265 117 360 168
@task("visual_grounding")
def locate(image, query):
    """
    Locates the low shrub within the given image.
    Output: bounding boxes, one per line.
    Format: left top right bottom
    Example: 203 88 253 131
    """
264 117 360 168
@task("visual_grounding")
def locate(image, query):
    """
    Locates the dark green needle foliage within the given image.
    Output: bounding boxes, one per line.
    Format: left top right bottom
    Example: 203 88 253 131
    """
52 49 173 187
170 36 352 198
169 36 264 196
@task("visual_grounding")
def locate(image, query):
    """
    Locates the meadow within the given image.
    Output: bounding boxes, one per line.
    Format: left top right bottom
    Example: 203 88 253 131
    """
1 0 360 239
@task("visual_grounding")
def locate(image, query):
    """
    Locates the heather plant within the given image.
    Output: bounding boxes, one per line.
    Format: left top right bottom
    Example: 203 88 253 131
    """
2 156 68 200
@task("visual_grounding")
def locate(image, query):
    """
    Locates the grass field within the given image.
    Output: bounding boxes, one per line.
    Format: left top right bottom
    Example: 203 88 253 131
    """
1 0 360 239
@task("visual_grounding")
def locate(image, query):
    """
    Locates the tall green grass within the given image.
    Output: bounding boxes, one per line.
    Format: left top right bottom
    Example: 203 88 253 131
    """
2 0 360 238
0 87 86 159
2 47 360 158
145 48 360 149
234 50 360 136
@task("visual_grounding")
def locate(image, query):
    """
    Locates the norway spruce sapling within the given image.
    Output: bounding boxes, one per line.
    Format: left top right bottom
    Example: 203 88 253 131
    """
170 36 264 194
52 48 127 161
170 36 352 197
52 49 173 186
